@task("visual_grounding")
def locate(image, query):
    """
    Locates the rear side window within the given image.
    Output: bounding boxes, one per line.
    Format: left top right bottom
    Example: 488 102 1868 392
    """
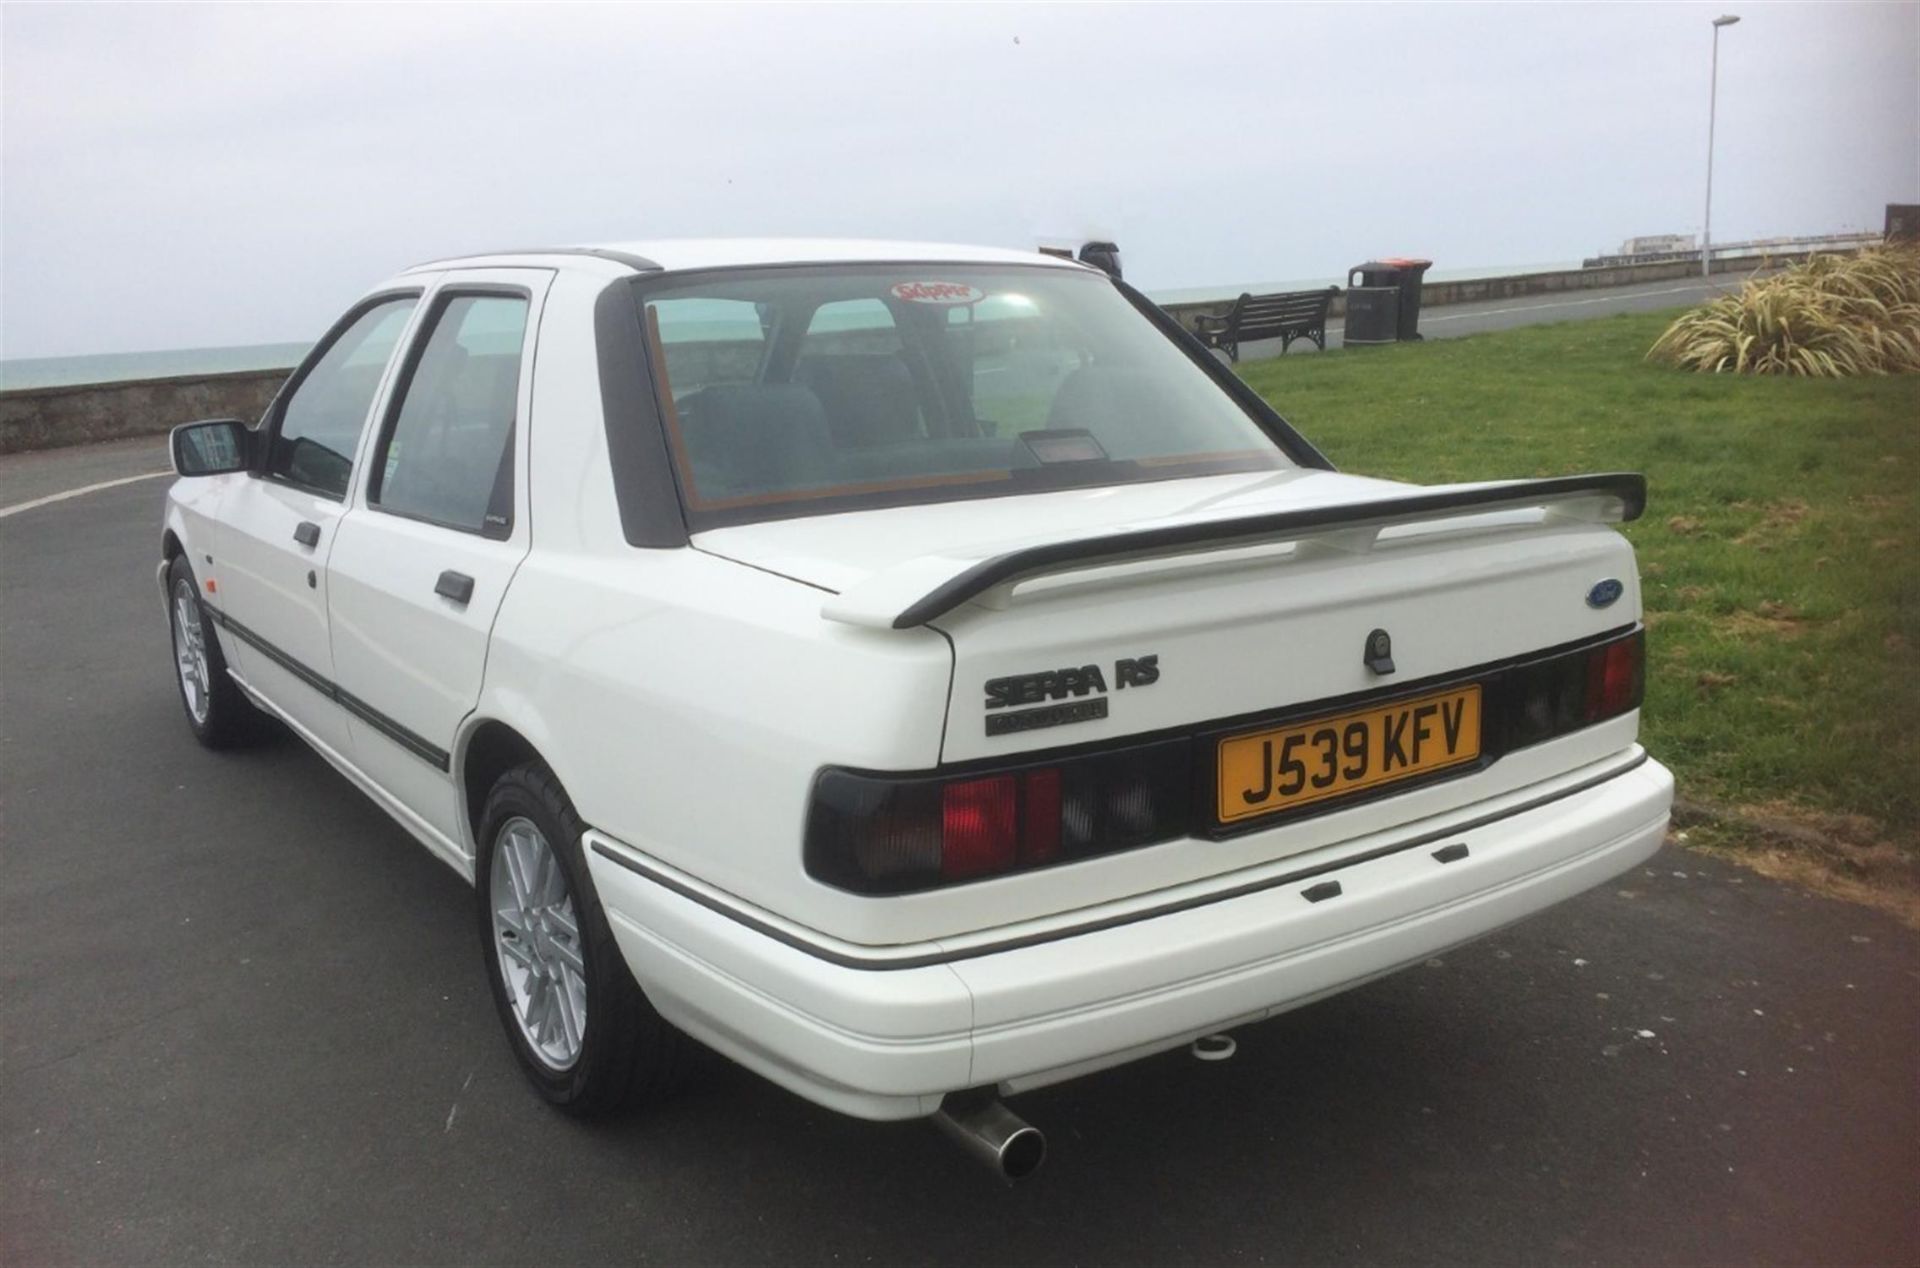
371 293 529 537
269 297 418 497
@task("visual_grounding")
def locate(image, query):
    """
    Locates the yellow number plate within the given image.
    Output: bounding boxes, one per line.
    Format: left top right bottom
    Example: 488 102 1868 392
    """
1216 685 1483 824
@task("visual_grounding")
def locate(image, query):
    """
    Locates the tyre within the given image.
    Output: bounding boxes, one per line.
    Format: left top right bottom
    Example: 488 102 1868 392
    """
165 554 267 748
476 763 689 1116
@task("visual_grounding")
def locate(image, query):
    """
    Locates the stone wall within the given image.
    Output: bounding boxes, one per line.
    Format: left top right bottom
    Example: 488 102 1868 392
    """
0 368 291 455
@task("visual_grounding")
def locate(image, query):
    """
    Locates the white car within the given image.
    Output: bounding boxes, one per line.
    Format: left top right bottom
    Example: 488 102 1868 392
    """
160 239 1671 1179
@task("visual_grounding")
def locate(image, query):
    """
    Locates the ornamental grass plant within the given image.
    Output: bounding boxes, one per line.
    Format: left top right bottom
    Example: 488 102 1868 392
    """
1649 245 1920 376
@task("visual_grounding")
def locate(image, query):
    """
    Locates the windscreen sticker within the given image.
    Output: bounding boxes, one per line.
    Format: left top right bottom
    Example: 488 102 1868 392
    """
890 281 985 305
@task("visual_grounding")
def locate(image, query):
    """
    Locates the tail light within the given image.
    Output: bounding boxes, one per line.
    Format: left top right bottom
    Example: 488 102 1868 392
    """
806 740 1191 894
1586 634 1644 721
940 776 1017 880
1020 768 1062 864
1509 629 1644 749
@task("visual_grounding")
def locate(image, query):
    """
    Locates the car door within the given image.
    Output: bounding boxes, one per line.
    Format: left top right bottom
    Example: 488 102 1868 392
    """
324 272 550 853
211 290 424 755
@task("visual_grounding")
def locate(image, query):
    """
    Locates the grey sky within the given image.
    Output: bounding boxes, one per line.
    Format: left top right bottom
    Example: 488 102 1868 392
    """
3 2 1914 360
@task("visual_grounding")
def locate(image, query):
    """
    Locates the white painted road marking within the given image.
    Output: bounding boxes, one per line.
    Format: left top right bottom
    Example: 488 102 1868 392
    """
0 469 172 520
1420 283 1723 325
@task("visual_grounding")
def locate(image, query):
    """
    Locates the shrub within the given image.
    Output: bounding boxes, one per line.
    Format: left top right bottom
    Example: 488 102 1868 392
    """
1649 245 1920 376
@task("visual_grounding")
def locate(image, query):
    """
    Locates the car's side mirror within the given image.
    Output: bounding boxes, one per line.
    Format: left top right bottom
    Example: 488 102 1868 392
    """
170 419 252 476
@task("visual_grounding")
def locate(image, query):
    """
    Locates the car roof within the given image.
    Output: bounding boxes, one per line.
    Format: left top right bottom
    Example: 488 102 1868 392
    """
404 237 1093 277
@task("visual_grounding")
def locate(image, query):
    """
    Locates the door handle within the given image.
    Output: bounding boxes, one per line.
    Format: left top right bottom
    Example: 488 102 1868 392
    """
293 521 321 548
435 570 476 605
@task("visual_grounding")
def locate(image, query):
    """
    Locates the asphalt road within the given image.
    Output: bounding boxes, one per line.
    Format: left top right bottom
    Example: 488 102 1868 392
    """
0 436 173 512
4 423 1917 1267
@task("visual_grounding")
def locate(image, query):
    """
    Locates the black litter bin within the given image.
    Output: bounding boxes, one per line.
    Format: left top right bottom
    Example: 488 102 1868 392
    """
1348 258 1433 341
1343 275 1400 346
1077 240 1123 279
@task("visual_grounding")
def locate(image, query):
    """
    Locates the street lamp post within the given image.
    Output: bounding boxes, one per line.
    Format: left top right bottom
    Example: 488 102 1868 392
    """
1702 14 1741 278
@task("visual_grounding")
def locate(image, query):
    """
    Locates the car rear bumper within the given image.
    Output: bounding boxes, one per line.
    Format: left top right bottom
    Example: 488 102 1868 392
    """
586 750 1673 1121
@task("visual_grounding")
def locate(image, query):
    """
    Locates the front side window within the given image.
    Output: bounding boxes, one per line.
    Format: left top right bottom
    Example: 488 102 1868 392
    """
269 297 418 497
371 293 529 536
639 265 1288 524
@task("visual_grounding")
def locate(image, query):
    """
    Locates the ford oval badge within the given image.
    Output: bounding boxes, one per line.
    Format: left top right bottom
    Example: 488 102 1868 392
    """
1587 578 1624 609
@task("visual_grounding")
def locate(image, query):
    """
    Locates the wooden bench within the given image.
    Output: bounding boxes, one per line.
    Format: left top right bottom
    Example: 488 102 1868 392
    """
1192 287 1339 361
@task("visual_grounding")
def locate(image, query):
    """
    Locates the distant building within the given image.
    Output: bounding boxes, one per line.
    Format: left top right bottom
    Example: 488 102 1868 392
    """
1618 233 1697 255
1583 228 1880 271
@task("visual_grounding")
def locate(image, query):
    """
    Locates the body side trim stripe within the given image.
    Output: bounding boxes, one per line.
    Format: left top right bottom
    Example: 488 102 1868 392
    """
588 749 1651 972
204 606 452 771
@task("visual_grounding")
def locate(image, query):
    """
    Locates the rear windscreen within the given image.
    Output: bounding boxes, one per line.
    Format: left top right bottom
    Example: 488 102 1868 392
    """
636 264 1290 525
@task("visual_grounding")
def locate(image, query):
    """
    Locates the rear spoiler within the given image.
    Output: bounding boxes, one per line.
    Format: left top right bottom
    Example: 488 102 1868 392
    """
822 472 1646 630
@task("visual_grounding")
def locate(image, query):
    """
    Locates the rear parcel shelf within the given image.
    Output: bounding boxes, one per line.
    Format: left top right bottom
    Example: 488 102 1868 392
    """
819 472 1647 631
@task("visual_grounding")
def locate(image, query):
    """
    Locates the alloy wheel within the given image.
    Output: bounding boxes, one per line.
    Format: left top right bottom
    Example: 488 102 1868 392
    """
490 816 588 1070
171 580 212 724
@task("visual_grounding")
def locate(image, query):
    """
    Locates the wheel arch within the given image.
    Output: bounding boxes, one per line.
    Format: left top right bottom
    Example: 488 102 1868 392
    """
159 527 188 604
161 496 195 563
458 717 557 857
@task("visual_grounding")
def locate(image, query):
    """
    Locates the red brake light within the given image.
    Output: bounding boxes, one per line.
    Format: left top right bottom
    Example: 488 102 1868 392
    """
941 776 1017 880
1021 769 1062 864
941 770 1068 880
1586 635 1643 721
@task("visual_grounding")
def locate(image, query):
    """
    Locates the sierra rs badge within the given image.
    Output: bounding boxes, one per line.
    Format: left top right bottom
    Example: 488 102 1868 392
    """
984 655 1158 736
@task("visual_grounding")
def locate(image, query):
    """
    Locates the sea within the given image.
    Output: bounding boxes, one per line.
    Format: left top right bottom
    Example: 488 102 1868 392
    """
0 341 317 392
0 260 1577 393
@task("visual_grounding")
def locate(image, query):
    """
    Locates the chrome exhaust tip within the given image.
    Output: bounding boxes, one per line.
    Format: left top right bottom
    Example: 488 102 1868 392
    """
933 1093 1047 1182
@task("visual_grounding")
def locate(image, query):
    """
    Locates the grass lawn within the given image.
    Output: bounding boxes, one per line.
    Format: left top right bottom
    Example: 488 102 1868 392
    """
1235 309 1920 861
